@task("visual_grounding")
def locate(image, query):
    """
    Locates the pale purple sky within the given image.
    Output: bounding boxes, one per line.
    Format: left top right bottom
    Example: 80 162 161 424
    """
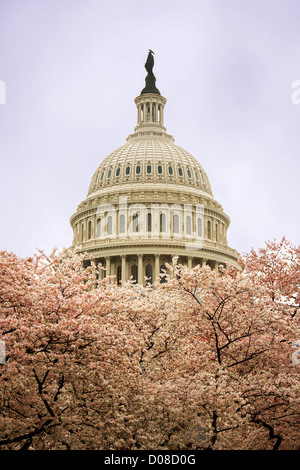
0 0 299 258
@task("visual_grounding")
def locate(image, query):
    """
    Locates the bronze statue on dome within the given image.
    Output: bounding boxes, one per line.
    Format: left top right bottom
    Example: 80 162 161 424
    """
145 49 155 74
141 49 160 95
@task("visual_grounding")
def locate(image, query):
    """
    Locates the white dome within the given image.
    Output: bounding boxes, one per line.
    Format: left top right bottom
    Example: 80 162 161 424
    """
87 136 213 197
70 51 239 282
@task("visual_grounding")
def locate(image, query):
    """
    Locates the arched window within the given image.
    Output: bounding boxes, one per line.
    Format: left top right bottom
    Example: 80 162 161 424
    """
107 169 111 179
197 218 202 237
131 264 138 283
97 218 101 237
158 165 163 174
107 216 113 235
187 169 192 179
132 213 139 232
136 165 141 175
116 167 120 177
178 167 183 177
186 216 192 235
160 265 167 284
119 214 125 234
207 220 211 239
147 212 152 232
88 220 92 239
168 166 173 175
125 166 131 175
173 214 179 234
145 264 153 285
81 223 85 242
160 213 166 233
147 165 152 174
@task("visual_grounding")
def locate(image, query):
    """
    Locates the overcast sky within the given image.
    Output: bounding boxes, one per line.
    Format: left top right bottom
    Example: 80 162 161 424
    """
0 0 299 259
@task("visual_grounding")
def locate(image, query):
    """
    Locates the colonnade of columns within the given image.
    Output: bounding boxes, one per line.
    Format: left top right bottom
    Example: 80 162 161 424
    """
92 253 222 285
137 102 164 125
73 210 228 249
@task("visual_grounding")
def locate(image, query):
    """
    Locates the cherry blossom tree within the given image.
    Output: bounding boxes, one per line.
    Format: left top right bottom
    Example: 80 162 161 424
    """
243 237 300 319
0 239 299 450
159 254 299 450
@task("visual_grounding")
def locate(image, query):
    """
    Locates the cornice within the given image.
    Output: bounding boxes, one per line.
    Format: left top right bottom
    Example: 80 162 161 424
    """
75 239 239 261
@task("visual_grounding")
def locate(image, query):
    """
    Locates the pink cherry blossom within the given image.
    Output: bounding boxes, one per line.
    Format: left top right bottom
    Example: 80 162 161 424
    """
0 239 299 450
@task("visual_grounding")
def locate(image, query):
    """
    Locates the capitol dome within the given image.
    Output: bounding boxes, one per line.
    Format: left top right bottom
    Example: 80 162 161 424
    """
86 138 213 198
70 51 239 285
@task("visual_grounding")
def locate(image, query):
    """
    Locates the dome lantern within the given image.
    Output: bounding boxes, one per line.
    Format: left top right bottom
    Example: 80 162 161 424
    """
130 49 170 139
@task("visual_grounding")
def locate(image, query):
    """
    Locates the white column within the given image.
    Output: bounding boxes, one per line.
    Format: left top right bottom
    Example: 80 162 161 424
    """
154 254 160 282
105 256 111 280
85 219 88 241
121 255 127 283
111 259 115 283
138 254 143 285
94 215 98 238
98 259 104 281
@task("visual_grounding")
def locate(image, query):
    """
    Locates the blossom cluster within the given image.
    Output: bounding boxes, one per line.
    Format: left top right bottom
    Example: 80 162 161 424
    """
0 238 299 450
